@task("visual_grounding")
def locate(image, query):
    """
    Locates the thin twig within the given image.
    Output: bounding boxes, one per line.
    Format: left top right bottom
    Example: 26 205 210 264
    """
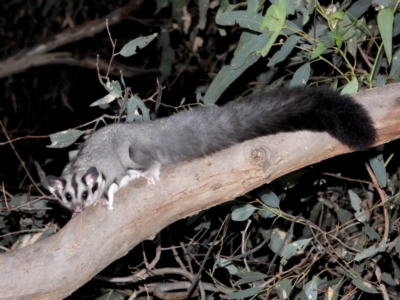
0 121 45 197
364 162 390 246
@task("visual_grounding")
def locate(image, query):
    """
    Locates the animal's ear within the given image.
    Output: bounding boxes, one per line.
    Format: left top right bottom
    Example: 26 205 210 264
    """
46 176 66 194
82 167 99 188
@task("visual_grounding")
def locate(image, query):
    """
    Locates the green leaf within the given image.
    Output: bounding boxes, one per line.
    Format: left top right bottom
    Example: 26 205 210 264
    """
280 238 312 265
125 95 150 122
310 41 327 60
349 189 369 222
389 48 400 80
381 272 399 286
329 279 344 300
290 63 310 87
298 7 310 25
340 78 359 95
261 0 286 31
260 190 280 208
217 258 238 275
354 242 388 261
90 93 117 107
259 29 280 57
47 129 85 148
216 11 263 32
197 0 209 30
368 154 387 188
268 35 301 66
119 33 158 57
9 194 28 206
258 207 280 218
203 48 260 104
304 276 319 300
104 80 122 96
34 161 49 190
377 8 394 65
231 31 270 69
347 0 372 21
336 208 353 224
231 204 256 221
394 12 400 37
259 0 286 57
333 32 343 49
268 229 286 254
362 226 380 240
347 34 358 58
274 278 293 300
351 279 380 294
226 287 264 299
234 271 267 286
395 237 400 254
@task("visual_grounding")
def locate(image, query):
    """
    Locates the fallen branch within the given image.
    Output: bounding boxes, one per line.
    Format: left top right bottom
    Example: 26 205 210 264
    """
0 83 399 299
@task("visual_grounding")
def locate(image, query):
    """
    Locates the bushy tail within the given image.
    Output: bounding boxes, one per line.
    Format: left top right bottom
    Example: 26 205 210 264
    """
155 87 376 164
223 87 376 151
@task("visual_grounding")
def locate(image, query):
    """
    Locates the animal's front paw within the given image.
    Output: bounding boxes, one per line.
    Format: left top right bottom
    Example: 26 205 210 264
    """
94 198 108 207
144 174 158 185
142 162 161 185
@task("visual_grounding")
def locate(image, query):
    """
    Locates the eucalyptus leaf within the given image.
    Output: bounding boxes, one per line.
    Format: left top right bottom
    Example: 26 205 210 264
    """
290 63 310 87
216 11 263 32
381 272 399 286
203 52 260 104
197 0 209 30
34 161 48 190
340 78 359 95
310 42 327 60
362 226 380 241
119 33 158 57
368 154 387 188
328 279 344 300
304 276 319 300
226 287 264 299
102 80 122 97
349 190 368 223
234 271 267 286
336 208 352 224
346 0 372 22
90 93 118 107
259 189 280 208
231 204 256 221
281 238 312 265
377 8 393 65
268 228 286 254
351 279 380 294
268 35 301 66
395 237 400 254
217 258 238 274
259 1 286 57
354 242 388 261
231 31 270 69
47 129 85 148
274 278 293 300
126 95 150 122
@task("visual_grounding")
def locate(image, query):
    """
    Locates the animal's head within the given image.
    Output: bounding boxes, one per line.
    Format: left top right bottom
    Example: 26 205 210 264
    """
46 167 104 213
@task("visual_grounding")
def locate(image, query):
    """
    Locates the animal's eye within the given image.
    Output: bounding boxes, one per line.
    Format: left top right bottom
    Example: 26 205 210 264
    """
82 191 88 200
65 193 72 202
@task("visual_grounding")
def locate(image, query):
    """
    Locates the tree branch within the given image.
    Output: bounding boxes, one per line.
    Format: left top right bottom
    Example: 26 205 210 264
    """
0 0 144 78
1 84 399 299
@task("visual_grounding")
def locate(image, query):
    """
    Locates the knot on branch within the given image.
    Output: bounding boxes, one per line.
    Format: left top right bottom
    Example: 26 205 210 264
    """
250 146 270 167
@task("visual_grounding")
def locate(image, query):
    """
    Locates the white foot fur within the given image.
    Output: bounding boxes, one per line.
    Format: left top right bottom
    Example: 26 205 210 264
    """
106 183 119 210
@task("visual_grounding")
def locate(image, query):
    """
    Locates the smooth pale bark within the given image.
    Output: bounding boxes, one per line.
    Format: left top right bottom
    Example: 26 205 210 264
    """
1 83 399 299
